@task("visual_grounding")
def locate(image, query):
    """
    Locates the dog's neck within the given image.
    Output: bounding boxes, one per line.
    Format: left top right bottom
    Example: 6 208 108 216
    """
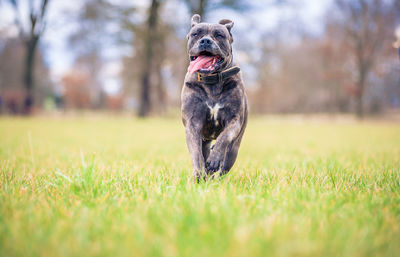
185 66 240 98
194 65 240 85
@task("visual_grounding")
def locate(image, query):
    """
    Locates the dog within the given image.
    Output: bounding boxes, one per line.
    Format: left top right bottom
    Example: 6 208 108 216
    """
181 14 248 180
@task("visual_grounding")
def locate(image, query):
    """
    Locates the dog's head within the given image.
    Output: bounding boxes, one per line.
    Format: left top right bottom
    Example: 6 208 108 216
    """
187 14 234 74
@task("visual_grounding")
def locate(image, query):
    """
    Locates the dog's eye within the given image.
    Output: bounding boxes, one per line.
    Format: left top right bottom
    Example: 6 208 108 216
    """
215 33 225 39
191 31 200 37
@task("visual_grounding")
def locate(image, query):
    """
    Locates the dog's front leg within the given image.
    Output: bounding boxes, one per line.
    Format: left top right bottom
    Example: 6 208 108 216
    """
185 120 206 181
206 117 242 174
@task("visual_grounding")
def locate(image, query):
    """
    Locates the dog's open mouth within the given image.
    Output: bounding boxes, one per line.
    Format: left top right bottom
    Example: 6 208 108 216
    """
188 51 223 74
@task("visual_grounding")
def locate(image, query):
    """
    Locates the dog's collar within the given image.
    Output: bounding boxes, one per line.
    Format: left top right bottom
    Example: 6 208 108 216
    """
196 66 240 84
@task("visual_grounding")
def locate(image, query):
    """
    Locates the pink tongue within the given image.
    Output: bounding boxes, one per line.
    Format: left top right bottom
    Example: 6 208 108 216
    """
188 56 214 74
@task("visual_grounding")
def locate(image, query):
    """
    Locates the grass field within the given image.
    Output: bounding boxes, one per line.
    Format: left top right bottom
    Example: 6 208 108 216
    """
0 115 399 257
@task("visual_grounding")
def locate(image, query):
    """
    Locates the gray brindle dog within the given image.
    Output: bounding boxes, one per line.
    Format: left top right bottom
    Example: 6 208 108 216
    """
181 14 248 180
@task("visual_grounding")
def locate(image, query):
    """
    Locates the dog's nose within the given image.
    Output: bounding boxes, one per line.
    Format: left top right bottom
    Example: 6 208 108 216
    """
199 37 212 46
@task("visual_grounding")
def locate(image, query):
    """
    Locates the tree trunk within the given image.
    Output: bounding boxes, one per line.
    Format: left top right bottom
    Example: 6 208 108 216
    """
8 0 49 115
197 0 206 17
356 66 366 119
139 71 151 117
190 0 207 16
23 36 39 115
155 58 166 114
138 0 160 117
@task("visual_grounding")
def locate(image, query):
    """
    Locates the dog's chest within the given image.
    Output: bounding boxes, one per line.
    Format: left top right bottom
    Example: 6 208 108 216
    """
206 102 223 126
201 102 225 140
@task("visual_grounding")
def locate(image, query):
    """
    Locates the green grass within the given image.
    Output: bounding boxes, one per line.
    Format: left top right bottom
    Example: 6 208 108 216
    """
0 115 399 257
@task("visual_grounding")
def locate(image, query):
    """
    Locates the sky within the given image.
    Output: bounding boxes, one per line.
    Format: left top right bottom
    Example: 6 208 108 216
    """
0 0 332 95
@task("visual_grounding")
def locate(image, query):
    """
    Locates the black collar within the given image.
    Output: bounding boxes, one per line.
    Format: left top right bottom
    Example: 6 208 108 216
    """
196 66 241 84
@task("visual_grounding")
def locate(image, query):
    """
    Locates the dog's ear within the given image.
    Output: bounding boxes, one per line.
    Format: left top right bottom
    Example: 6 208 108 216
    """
191 14 201 27
219 19 234 32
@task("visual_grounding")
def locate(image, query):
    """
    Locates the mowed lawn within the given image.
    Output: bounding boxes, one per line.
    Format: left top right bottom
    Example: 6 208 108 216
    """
0 115 399 257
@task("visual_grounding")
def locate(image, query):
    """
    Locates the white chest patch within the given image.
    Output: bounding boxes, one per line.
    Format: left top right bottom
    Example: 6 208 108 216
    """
207 103 223 125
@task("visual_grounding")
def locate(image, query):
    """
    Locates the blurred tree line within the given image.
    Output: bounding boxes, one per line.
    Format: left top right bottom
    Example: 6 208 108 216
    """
0 0 399 117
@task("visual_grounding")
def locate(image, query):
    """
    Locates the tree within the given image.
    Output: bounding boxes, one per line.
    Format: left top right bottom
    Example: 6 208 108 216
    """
138 0 162 117
110 0 169 116
0 37 52 114
184 0 207 17
334 0 396 118
5 0 51 114
183 0 248 17
69 0 123 109
61 69 91 109
68 0 116 109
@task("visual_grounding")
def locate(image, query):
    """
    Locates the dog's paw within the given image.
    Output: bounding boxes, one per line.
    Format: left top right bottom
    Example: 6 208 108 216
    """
206 152 223 174
192 171 201 183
